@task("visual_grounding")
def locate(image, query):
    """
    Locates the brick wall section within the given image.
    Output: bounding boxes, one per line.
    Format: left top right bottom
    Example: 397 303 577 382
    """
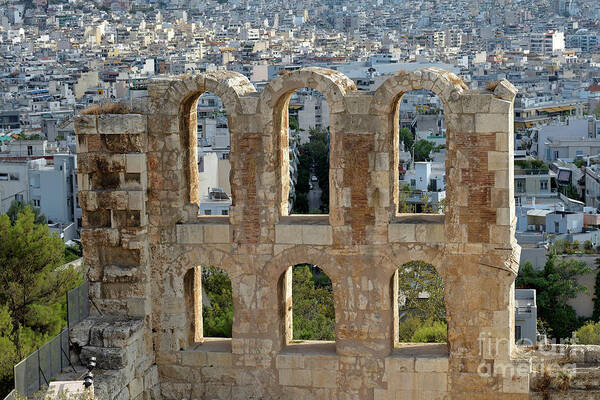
74 68 529 400
343 134 375 245
456 132 497 243
234 133 260 244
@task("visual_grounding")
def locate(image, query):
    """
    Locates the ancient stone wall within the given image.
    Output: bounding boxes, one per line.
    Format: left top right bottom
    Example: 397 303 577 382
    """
75 67 527 399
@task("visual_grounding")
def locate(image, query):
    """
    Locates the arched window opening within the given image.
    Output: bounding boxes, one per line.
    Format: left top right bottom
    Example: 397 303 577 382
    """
394 261 447 346
280 264 335 343
287 89 330 215
193 92 232 216
395 90 446 215
184 265 233 347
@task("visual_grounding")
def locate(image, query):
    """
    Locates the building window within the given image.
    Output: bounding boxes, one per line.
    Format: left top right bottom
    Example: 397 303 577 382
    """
27 146 33 156
540 181 548 191
516 179 525 193
32 199 40 207
515 325 522 341
204 209 212 215
14 194 23 202
221 210 228 215
0 173 8 181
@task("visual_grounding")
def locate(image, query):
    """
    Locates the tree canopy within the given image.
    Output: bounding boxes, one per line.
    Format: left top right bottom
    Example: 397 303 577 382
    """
396 261 447 343
413 139 435 162
292 265 335 341
0 206 82 397
516 257 590 339
7 200 47 225
397 261 445 321
291 126 330 213
399 127 414 151
202 266 233 338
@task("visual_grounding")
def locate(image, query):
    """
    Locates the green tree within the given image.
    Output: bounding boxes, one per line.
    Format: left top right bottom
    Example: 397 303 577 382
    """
0 208 80 359
398 184 415 213
0 304 16 397
413 139 435 162
292 265 335 341
398 127 414 151
575 320 600 344
516 257 590 339
593 259 600 321
397 261 445 321
289 115 299 132
306 127 330 213
410 320 447 343
559 184 580 200
293 193 309 214
7 200 47 225
292 127 330 213
202 267 233 338
64 244 83 263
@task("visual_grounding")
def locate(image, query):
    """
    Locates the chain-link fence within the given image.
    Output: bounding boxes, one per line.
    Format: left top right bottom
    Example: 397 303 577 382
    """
67 280 90 328
4 281 90 399
12 329 70 397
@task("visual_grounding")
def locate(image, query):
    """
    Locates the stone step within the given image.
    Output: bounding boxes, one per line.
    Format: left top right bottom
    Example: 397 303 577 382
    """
568 366 600 390
531 389 600 399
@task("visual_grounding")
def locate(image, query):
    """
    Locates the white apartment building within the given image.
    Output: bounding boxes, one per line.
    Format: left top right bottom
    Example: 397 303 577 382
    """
296 94 330 143
399 161 446 211
0 154 80 239
0 158 28 213
532 118 598 162
529 30 565 55
566 31 599 53
198 150 231 216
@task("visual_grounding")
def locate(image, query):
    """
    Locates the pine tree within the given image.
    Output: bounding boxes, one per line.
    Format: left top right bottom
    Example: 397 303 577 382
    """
0 208 80 359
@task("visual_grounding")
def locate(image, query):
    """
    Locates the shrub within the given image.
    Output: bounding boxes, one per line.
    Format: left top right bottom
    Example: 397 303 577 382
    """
574 321 600 345
398 314 423 342
410 319 447 343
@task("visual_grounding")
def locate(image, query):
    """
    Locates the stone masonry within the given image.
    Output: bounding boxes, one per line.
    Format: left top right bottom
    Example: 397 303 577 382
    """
74 67 527 399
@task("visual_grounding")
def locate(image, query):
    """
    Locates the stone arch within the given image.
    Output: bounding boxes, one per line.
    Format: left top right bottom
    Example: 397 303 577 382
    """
370 67 466 116
168 244 238 280
162 71 257 119
386 246 449 350
258 68 357 216
388 244 448 280
265 246 342 346
264 245 343 282
160 72 257 207
162 245 238 349
370 68 468 222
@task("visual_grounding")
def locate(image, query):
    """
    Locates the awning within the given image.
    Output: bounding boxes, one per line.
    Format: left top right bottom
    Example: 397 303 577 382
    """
541 105 574 113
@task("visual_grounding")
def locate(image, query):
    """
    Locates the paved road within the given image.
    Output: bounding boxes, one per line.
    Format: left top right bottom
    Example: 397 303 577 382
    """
307 178 322 212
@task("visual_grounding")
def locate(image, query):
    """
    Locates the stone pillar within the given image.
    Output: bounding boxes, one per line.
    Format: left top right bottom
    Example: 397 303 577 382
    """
444 81 526 397
76 113 150 319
